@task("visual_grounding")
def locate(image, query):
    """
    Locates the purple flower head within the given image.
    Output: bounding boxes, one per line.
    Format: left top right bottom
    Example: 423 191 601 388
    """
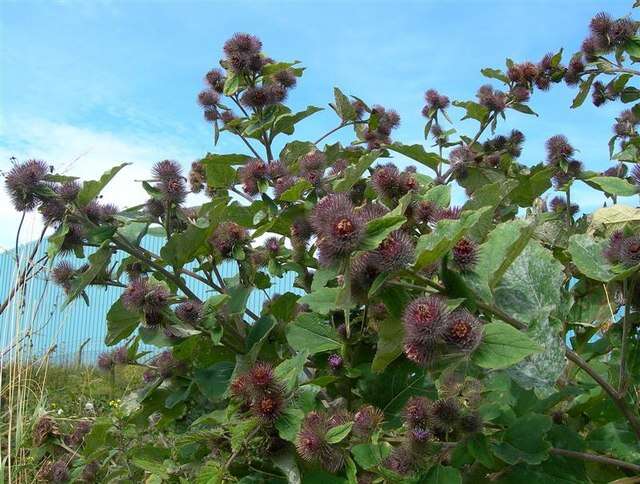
152 160 182 181
357 202 389 224
511 86 531 103
327 353 343 371
452 237 478 272
240 86 273 109
274 175 296 198
65 419 92 447
415 200 436 224
248 361 276 388
290 216 312 244
384 446 414 476
33 415 60 446
159 177 187 204
295 411 345 472
153 350 183 379
198 89 220 107
146 198 165 218
51 261 75 291
274 69 297 88
205 68 225 93
403 396 432 429
5 159 50 211
444 309 483 352
329 158 348 177
410 427 431 444
564 55 585 86
252 392 285 422
590 12 613 37
112 346 129 365
263 237 280 256
266 160 288 180
477 85 506 112
223 33 263 73
432 206 462 223
39 199 63 226
374 230 415 272
265 82 287 104
209 222 249 259
58 180 80 202
50 459 69 483
351 252 381 300
311 194 364 266
97 352 114 372
81 461 100 482
175 300 202 324
403 296 448 343
122 278 170 315
300 151 326 173
424 89 450 111
351 99 367 119
432 397 461 426
371 163 400 199
545 135 574 165
604 230 625 263
239 158 268 196
353 405 384 438
620 236 640 267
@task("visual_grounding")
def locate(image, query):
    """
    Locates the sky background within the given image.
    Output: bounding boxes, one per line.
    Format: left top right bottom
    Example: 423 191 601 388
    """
0 0 634 249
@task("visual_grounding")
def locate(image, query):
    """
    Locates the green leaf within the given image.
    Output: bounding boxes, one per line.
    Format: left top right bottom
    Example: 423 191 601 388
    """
46 223 69 260
567 234 615 282
334 87 357 121
245 315 276 354
278 178 312 201
421 184 451 207
105 298 140 346
510 103 538 116
492 414 552 465
272 451 302 484
274 351 308 392
510 164 554 207
359 215 406 251
571 73 595 109
481 67 509 83
63 243 111 308
201 153 252 166
583 176 638 196
223 71 240 95
227 284 253 314
275 407 304 442
422 464 462 484
414 207 490 269
77 163 130 206
196 461 225 484
334 151 380 192
472 322 542 369
453 100 489 123
205 162 236 188
286 313 341 354
371 317 403 373
325 422 353 444
273 105 323 136
161 224 210 269
350 442 392 470
280 141 314 165
467 434 495 469
591 204 640 231
299 287 340 314
386 143 443 171
193 361 235 400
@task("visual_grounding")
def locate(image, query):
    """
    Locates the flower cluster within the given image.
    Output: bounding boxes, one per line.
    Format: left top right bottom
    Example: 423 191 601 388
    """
143 350 185 382
402 296 483 366
362 105 401 149
371 163 417 201
604 230 640 267
544 134 583 189
209 221 250 259
97 345 130 372
422 89 450 117
122 277 171 326
295 410 350 472
230 362 286 422
150 160 187 205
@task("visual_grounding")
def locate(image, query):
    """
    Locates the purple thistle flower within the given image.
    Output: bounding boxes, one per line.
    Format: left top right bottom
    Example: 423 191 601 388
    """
57 180 80 202
424 89 450 111
263 237 280 255
265 82 287 104
410 427 431 444
477 85 506 112
252 392 285 422
153 350 183 379
356 202 389 223
327 353 343 371
603 230 625 263
590 12 613 37
564 55 585 86
291 216 313 244
371 163 401 200
415 200 436 224
50 459 69 483
239 158 268 196
145 198 165 218
5 159 50 211
620 236 640 267
404 339 437 367
152 160 182 181
223 33 263 73
510 86 531 102
198 89 220 107
221 110 237 124
350 252 381 300
432 206 462 222
545 135 574 165
274 69 297 88
175 300 202 324
159 177 187 204
353 405 384 438
274 175 296 198
122 278 170 315
240 86 272 109
65 420 92 447
351 99 367 119
373 230 415 272
384 446 414 476
296 411 345 472
112 346 129 365
311 194 364 266
300 151 326 172
432 397 461 426
205 68 225 93
209 222 248 259
40 199 65 224
249 362 276 388
81 461 100 482
452 237 478 272
444 309 483 352
403 396 432 429
51 261 75 292
33 416 60 446
97 352 114 372
403 296 449 343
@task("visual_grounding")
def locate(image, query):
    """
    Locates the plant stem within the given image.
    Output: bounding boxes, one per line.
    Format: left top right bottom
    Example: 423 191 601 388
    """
549 447 640 473
223 426 260 471
619 278 633 395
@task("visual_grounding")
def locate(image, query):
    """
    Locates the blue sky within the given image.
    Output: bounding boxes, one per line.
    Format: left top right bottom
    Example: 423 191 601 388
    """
0 0 634 248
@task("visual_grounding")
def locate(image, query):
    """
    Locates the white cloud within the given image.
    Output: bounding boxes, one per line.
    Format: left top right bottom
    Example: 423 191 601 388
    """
0 116 202 250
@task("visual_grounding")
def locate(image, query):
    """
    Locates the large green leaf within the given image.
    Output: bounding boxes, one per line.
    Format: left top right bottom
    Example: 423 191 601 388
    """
567 234 615 282
77 163 130 207
583 176 638 196
472 322 542 369
161 224 210 270
386 143 443 171
193 361 235 400
333 87 357 121
350 442 392 470
286 313 341 354
371 317 403 373
105 298 140 346
334 151 379 192
492 414 552 465
273 105 323 136
422 465 462 484
63 243 111 308
299 287 340 314
359 215 406 251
